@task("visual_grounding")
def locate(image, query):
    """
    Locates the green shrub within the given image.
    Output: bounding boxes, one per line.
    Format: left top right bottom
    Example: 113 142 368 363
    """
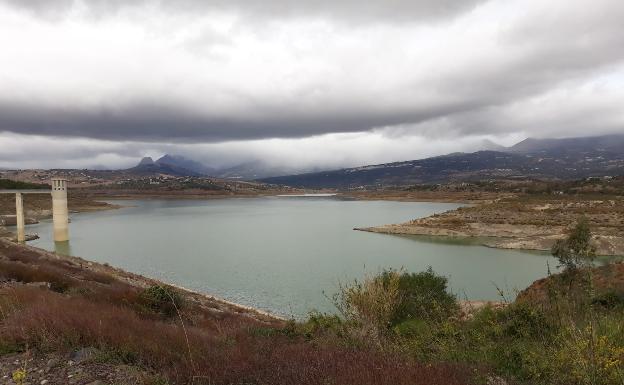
331 270 402 344
591 290 624 310
301 312 343 337
138 285 183 317
546 321 624 385
94 346 139 365
392 318 430 337
496 303 552 340
330 268 459 346
383 267 459 325
0 341 22 355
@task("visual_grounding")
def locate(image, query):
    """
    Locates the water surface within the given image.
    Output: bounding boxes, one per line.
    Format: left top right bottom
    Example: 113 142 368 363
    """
28 197 557 317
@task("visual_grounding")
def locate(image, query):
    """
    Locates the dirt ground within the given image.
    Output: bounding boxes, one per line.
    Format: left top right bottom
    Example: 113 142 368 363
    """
0 350 157 385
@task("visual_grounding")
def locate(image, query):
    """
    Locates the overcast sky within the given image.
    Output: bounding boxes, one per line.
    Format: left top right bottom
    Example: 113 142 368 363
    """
1 0 623 170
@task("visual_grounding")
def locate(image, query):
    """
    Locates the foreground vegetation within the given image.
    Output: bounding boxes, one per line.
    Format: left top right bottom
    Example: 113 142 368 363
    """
311 219 624 385
0 240 475 385
1 219 623 384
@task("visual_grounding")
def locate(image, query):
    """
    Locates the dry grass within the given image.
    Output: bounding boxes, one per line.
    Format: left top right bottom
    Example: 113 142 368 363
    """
0 286 477 385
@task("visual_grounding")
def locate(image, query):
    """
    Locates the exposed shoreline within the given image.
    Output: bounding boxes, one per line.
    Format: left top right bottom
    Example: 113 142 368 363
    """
1 238 283 322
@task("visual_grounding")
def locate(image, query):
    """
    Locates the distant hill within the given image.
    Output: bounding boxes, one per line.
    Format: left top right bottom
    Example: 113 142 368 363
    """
509 134 624 154
216 162 321 180
137 157 155 167
479 139 507 152
260 134 624 188
123 134 624 184
155 155 217 176
0 179 49 190
128 155 216 177
128 155 314 179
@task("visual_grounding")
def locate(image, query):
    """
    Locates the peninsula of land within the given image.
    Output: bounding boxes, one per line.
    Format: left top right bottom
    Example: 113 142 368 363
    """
357 193 624 256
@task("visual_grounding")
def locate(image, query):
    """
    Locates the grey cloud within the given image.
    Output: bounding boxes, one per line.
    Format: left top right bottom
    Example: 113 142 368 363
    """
0 0 485 23
0 99 481 142
0 0 623 146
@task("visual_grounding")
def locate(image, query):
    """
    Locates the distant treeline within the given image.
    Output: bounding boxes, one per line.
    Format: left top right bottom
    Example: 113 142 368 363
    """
0 179 49 190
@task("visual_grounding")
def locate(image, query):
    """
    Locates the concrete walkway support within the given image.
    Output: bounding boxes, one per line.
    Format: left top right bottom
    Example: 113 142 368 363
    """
51 178 69 242
15 192 25 242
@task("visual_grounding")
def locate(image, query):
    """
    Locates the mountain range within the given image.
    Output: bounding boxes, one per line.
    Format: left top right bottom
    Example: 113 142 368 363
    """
130 155 216 177
259 134 624 188
127 134 624 187
128 155 308 180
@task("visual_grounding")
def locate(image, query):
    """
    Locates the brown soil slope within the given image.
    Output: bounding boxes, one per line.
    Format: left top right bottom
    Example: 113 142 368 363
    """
517 261 624 303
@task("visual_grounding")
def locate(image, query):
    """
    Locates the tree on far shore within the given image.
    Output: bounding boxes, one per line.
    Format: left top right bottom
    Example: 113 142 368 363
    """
551 216 596 271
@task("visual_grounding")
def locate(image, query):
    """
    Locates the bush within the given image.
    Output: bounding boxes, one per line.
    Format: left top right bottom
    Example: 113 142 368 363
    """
592 290 624 310
385 267 459 325
547 321 624 385
332 270 402 343
496 303 552 340
138 285 183 317
331 268 459 345
300 312 344 339
392 318 430 337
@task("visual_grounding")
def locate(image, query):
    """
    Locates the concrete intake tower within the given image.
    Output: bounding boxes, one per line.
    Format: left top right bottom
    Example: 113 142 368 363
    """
51 178 69 242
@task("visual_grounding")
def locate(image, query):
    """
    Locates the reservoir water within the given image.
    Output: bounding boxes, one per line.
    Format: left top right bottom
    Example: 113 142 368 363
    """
27 197 557 318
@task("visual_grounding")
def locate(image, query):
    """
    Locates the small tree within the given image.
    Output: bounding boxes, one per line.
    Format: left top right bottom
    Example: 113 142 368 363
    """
333 270 402 342
551 217 596 271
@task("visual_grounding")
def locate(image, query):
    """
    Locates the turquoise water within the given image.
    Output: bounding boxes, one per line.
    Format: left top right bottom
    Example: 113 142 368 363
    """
26 197 557 318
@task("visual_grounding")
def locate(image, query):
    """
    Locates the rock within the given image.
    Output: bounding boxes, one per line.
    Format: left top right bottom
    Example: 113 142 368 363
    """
69 347 99 363
25 233 40 241
487 376 508 385
40 380 48 385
